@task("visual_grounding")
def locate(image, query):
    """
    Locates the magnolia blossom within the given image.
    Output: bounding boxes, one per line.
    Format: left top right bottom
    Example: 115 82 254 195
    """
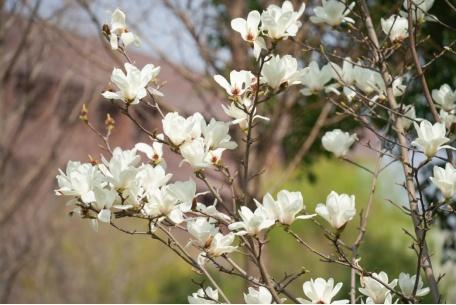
297 278 348 304
108 8 139 50
299 61 336 96
365 293 394 304
228 206 275 236
256 190 314 225
213 70 254 96
231 11 266 58
398 273 430 298
187 218 219 247
310 0 355 26
102 63 161 104
381 15 409 42
411 120 452 158
162 112 204 146
400 104 417 130
222 98 269 132
202 119 237 150
55 161 104 205
432 84 456 112
261 54 303 90
188 287 219 304
321 129 357 158
430 163 456 199
135 134 164 166
143 186 185 224
260 1 305 39
440 109 456 129
401 0 436 23
180 138 211 169
359 272 397 304
316 191 356 230
205 233 237 257
244 287 273 304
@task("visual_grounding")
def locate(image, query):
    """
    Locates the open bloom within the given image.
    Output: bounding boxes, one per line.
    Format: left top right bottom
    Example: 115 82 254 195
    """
228 206 275 236
180 138 211 169
260 1 305 39
430 163 456 199
213 70 254 96
398 273 430 298
310 0 355 26
401 0 436 23
261 54 303 90
108 8 139 50
143 186 184 224
187 217 219 247
381 15 409 42
411 120 453 158
102 63 160 104
222 97 269 132
231 11 266 59
202 119 238 150
316 191 356 230
321 129 357 158
297 278 348 304
299 61 336 96
162 112 204 146
440 109 456 129
205 233 237 257
135 134 164 166
256 190 314 225
188 287 219 304
99 147 141 192
432 84 456 112
359 272 397 304
244 287 273 304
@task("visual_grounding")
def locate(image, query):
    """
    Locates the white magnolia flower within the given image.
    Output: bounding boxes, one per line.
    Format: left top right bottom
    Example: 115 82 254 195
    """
398 273 430 298
196 200 231 221
256 190 314 225
204 148 226 166
228 206 275 236
136 164 172 194
93 187 117 223
135 134 164 166
260 1 305 39
381 15 409 42
430 163 456 199
365 293 394 304
222 97 269 132
310 0 355 26
316 191 356 230
188 287 219 304
167 179 197 212
99 147 141 191
321 129 357 158
213 70 255 96
102 63 160 104
333 58 356 85
353 66 383 95
432 84 456 112
144 186 184 224
206 232 237 257
400 105 417 130
244 286 273 304
187 217 219 247
55 161 104 205
202 119 238 150
401 0 435 23
162 112 204 146
440 109 456 129
180 138 211 170
297 278 348 304
231 11 266 59
261 54 303 90
108 8 139 50
299 61 336 96
359 272 397 304
411 120 453 158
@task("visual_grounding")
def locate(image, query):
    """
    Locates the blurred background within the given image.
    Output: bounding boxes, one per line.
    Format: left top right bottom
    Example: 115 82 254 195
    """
1 0 456 303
